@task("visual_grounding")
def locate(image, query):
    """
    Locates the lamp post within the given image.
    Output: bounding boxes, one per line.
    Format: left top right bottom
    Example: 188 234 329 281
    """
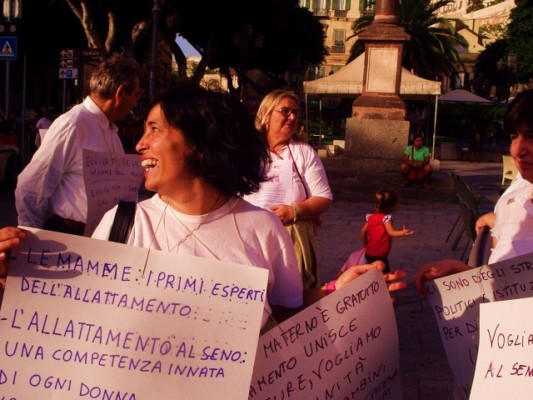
149 0 160 98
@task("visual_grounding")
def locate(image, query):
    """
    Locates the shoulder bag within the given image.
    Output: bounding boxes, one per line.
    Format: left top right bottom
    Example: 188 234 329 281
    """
108 200 136 243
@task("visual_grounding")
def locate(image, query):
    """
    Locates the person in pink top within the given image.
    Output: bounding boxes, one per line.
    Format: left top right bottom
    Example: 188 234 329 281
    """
360 190 414 273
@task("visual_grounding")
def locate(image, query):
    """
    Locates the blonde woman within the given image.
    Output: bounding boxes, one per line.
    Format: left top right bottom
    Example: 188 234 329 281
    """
243 90 333 289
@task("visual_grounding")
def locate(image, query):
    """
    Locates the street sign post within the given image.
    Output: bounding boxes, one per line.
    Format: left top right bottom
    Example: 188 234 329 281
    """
59 48 78 79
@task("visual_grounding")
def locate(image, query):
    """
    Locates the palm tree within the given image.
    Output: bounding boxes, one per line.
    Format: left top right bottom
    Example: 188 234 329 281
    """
348 0 468 81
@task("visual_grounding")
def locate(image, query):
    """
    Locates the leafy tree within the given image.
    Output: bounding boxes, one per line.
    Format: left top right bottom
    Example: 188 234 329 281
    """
348 0 468 81
62 0 154 59
473 39 508 98
466 0 485 13
59 0 326 93
475 0 533 97
165 0 326 93
479 23 507 40
507 0 533 84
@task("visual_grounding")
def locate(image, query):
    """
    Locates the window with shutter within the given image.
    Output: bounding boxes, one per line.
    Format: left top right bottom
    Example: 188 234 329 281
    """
332 29 346 53
333 0 348 10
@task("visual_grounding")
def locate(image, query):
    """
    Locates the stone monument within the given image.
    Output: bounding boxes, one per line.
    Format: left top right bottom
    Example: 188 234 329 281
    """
344 0 410 172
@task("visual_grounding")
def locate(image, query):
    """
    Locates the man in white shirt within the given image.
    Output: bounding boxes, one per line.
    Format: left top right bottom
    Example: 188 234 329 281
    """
15 53 142 235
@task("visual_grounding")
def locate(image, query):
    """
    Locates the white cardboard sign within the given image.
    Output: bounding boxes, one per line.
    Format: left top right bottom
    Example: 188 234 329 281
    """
250 268 403 400
0 228 267 399
425 253 533 399
470 297 533 399
83 150 144 236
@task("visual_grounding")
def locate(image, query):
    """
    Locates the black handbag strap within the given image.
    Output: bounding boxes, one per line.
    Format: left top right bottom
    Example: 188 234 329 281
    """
108 200 136 243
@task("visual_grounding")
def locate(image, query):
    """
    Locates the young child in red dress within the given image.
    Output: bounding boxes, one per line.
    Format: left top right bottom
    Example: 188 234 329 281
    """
359 190 413 273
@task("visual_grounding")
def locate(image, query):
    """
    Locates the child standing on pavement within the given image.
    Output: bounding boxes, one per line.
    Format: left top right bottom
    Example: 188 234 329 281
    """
360 190 413 273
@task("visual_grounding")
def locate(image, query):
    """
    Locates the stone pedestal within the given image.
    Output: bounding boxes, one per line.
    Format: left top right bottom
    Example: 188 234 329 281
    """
344 117 409 173
342 0 411 174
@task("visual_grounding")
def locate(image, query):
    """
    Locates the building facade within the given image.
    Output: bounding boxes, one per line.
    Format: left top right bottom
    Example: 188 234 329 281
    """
301 0 514 92
299 0 375 78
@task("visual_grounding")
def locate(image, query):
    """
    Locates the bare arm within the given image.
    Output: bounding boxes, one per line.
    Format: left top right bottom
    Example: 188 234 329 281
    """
383 221 414 238
414 259 472 297
270 196 332 225
475 212 496 235
271 262 408 324
360 222 368 246
303 261 407 305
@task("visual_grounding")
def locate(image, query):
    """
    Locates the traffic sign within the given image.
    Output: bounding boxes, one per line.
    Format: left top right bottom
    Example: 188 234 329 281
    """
59 58 78 68
59 68 78 79
59 48 76 60
59 48 79 79
0 36 17 60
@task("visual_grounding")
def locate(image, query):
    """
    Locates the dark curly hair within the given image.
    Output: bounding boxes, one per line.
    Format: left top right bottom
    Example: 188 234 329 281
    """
145 83 269 196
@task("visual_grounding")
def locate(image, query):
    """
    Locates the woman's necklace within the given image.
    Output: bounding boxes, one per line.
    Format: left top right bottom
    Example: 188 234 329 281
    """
164 194 222 253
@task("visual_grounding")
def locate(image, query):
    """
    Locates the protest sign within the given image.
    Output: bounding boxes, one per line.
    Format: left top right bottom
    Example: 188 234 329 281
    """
83 150 144 236
470 297 533 399
0 228 267 399
243 158 292 209
250 268 402 400
425 252 533 399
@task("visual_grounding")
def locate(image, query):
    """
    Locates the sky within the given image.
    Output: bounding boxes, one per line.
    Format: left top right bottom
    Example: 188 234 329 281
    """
176 35 200 57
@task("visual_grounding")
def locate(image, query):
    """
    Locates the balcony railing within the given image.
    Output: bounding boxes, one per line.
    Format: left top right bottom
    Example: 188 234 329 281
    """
334 9 347 17
330 45 345 53
313 9 329 17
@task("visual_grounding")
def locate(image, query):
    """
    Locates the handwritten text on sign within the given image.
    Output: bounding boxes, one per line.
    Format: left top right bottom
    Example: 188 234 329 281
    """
0 228 267 399
250 269 402 400
83 150 144 236
470 297 533 399
425 252 533 399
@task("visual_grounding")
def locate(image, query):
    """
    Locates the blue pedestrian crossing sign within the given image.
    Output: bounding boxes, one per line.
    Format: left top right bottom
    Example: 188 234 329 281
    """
0 37 17 60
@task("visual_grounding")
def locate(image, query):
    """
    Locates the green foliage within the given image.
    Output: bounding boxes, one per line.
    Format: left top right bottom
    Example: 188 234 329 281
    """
507 0 533 83
348 0 468 80
437 103 506 141
466 0 485 13
474 39 509 89
479 23 508 40
166 0 326 89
